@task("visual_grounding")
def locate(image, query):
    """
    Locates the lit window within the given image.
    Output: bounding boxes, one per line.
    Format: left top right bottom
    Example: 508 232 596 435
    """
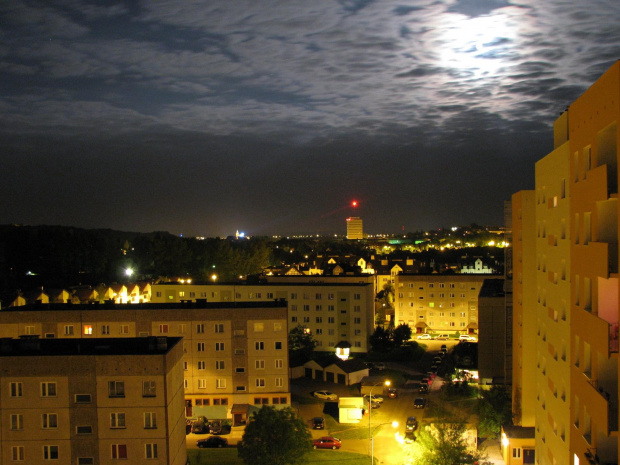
83 325 93 335
254 323 264 332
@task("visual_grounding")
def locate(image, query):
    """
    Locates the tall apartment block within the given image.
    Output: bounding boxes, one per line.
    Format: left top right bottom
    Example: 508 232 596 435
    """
512 60 620 465
0 336 187 465
0 301 290 425
150 282 375 352
346 217 364 239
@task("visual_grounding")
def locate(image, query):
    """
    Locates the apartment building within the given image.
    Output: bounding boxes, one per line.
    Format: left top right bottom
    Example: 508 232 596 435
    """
0 336 186 465
512 61 620 465
394 274 498 335
0 301 290 424
346 217 364 239
150 282 374 353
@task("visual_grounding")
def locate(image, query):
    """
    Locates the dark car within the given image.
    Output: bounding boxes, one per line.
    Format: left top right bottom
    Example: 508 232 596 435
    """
387 388 398 399
191 416 210 434
419 383 429 393
312 417 325 429
313 436 342 449
414 397 426 409
197 436 228 448
405 416 418 432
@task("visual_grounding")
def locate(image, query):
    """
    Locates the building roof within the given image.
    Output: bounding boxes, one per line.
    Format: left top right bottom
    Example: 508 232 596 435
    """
0 336 182 357
502 425 536 439
479 278 506 297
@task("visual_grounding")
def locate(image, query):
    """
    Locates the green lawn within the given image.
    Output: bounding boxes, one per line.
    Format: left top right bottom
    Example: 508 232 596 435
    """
187 448 370 465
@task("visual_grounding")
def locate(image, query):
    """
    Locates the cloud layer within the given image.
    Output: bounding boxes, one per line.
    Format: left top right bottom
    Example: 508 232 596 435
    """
1 0 619 236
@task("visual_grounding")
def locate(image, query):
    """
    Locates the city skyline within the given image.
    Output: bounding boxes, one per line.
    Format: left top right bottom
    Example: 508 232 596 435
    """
2 1 620 237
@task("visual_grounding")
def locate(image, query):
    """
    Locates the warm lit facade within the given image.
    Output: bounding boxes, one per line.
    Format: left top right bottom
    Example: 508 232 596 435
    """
150 282 375 352
512 60 620 465
0 301 290 423
0 336 187 465
346 217 364 239
394 274 496 335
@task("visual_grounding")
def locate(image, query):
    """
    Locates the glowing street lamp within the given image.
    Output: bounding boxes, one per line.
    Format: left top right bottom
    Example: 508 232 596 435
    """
124 268 134 278
371 420 398 465
368 380 390 462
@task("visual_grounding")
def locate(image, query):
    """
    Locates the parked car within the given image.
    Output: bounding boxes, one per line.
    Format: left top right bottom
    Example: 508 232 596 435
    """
459 334 477 341
191 416 210 434
433 356 443 364
414 397 427 409
209 421 231 435
312 417 325 429
387 388 398 398
314 390 338 401
418 383 429 393
197 436 228 448
440 344 447 351
416 333 431 340
405 416 418 432
313 436 342 449
375 362 386 371
363 394 384 403
435 334 450 340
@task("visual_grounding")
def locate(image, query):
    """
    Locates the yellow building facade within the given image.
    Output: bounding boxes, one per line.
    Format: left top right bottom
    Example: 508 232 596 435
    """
0 336 187 465
0 301 290 423
512 60 620 465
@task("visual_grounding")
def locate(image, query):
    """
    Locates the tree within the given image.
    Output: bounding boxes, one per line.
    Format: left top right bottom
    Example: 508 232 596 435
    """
392 323 412 346
369 326 392 352
409 419 485 465
237 406 312 465
476 385 512 438
288 325 317 358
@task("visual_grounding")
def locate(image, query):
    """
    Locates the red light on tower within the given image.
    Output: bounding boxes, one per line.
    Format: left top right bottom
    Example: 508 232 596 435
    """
351 200 358 208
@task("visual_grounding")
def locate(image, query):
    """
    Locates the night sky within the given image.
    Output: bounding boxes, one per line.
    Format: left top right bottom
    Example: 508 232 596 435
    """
2 1 620 237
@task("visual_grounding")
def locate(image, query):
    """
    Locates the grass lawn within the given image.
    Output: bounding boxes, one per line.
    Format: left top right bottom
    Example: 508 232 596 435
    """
187 448 370 465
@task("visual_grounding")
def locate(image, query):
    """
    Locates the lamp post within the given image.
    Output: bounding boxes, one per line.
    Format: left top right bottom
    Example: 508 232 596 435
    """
368 380 390 462
371 421 398 465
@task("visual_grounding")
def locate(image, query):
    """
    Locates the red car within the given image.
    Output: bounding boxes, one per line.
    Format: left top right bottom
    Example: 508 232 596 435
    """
313 436 342 450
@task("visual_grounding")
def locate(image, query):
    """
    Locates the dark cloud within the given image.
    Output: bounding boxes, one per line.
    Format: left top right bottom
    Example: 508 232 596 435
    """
0 0 619 236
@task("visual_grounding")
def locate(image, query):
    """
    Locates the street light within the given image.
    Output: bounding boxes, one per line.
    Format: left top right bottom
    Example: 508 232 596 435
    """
368 380 390 462
371 421 398 465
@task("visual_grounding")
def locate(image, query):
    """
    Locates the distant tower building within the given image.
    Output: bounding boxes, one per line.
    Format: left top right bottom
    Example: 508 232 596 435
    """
346 217 363 239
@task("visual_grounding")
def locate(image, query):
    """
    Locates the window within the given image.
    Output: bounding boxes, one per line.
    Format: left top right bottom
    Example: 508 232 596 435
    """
101 325 110 335
303 317 310 323
12 446 24 461
328 317 335 323
196 324 204 333
254 397 269 405
354 293 361 300
267 292 274 299
273 322 282 331
143 381 156 397
198 379 207 389
354 305 361 312
253 323 263 332
83 325 93 335
111 444 127 459
354 329 361 335
316 328 323 334
213 397 228 405
75 394 91 403
159 324 168 334
234 348 246 355
328 293 335 300
178 324 186 333
64 325 74 336
76 425 93 434
316 304 322 311
328 305 335 311
78 459 94 465
184 361 188 371
236 367 246 373
197 361 206 370
291 316 298 322
43 445 59 460
316 317 323 323
197 342 205 352
303 305 310 311
275 359 283 369
41 382 57 397
145 443 158 459
512 448 521 458
291 293 297 299
216 379 226 389
10 382 22 397
256 360 265 369
215 342 225 351
144 412 157 429
42 413 58 429
275 377 283 387
256 378 265 387
275 341 282 350
354 318 361 324
108 381 125 397
110 412 126 428
119 325 129 334
255 341 265 350
215 323 225 333
10 414 23 430
216 360 225 370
